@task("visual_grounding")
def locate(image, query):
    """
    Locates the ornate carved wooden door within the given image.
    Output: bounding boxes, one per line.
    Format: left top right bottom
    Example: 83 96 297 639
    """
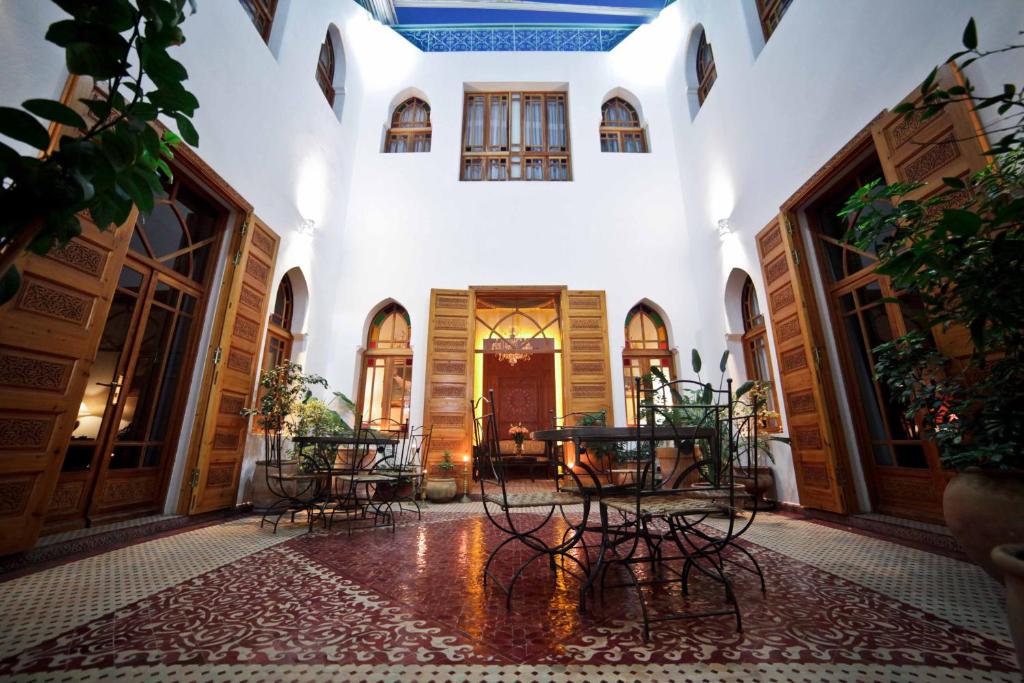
483 353 556 434
558 290 614 422
181 217 279 515
757 216 853 513
422 289 476 467
0 207 137 554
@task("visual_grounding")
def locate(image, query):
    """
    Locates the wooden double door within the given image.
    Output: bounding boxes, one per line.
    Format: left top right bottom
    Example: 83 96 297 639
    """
45 178 225 529
483 352 556 435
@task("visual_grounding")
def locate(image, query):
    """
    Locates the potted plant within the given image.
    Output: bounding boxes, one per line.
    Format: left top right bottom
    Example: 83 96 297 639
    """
243 361 328 507
841 18 1024 582
425 451 458 503
732 381 783 510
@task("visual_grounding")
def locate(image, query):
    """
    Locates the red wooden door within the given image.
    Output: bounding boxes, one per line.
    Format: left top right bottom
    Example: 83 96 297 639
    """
483 353 556 435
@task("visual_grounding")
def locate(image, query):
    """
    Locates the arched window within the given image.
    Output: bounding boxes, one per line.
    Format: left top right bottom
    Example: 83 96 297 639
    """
600 98 647 153
256 275 296 429
239 0 278 43
385 98 431 153
316 31 336 106
623 303 676 425
740 277 780 430
757 0 793 41
359 303 413 431
695 28 717 105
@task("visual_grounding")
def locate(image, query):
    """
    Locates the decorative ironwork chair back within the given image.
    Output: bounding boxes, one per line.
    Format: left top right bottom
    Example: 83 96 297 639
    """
634 376 733 494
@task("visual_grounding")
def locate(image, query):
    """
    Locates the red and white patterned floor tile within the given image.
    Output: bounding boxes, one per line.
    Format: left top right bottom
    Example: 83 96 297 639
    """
0 504 1018 682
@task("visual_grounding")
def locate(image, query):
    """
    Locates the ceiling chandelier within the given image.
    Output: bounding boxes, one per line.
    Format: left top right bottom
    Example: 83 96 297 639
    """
497 327 534 366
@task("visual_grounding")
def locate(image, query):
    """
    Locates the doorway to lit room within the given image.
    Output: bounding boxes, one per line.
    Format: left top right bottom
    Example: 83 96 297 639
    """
802 150 948 522
475 294 562 438
45 174 228 531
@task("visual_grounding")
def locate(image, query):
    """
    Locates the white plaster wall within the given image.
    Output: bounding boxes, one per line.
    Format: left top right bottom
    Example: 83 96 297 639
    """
3 0 1024 512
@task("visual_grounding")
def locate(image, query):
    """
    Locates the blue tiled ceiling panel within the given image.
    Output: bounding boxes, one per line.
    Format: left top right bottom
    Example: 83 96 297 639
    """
354 0 674 52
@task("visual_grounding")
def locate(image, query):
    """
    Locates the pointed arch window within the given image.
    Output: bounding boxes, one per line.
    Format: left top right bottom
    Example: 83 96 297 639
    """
600 98 647 153
385 98 431 153
623 304 676 426
757 0 793 41
238 0 278 43
316 31 336 106
256 276 296 430
741 277 781 431
696 29 717 105
359 304 413 431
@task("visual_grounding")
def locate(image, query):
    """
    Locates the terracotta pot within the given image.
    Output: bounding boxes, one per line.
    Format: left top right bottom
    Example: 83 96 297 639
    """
734 465 776 510
656 445 700 488
991 544 1024 671
943 468 1024 581
253 459 301 509
373 480 414 501
425 477 457 503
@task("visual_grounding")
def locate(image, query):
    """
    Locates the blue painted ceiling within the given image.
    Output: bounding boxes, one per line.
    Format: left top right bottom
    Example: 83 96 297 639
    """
354 0 676 52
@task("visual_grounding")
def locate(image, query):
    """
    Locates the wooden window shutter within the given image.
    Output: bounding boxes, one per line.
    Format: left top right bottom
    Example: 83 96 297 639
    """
559 290 614 422
756 216 851 513
0 209 138 554
870 63 990 360
181 215 280 514
423 289 476 467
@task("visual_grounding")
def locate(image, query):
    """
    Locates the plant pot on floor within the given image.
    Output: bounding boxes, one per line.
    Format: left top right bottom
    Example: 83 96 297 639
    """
373 480 414 501
734 465 776 510
991 543 1024 671
425 477 457 503
656 444 701 489
943 468 1024 581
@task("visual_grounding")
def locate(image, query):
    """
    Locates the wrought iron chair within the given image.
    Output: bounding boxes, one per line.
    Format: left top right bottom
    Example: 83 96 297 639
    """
259 426 330 533
328 419 403 535
475 391 590 609
373 424 432 519
588 376 758 640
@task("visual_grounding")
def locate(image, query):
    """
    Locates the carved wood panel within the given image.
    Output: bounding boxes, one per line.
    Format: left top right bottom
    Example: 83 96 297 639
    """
422 289 475 468
0 208 137 554
185 217 279 515
559 290 613 421
756 216 849 513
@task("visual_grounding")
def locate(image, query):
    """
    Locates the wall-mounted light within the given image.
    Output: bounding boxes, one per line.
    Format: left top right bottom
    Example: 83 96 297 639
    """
717 218 733 238
298 217 316 235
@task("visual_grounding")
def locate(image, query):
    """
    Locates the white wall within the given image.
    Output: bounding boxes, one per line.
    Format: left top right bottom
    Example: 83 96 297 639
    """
3 0 1023 511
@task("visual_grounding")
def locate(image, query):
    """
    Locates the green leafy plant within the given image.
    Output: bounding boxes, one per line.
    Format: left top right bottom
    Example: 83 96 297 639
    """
243 361 328 434
0 0 200 303
841 19 1024 471
436 451 456 473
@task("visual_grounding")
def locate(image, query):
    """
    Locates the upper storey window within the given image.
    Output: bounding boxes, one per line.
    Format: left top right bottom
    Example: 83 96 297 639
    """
696 29 717 105
238 0 277 43
461 91 571 181
386 98 432 153
600 98 647 153
316 32 336 106
757 0 793 41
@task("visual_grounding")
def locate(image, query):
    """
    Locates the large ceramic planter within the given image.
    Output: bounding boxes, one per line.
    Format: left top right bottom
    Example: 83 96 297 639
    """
656 445 700 488
991 543 1024 670
734 465 776 510
425 477 457 503
253 459 299 509
943 468 1024 581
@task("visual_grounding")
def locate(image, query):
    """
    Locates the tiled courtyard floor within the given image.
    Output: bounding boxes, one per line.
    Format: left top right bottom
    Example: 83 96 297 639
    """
0 496 1018 682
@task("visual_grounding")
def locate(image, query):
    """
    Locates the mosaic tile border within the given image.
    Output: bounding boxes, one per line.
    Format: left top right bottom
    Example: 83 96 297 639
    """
395 25 636 52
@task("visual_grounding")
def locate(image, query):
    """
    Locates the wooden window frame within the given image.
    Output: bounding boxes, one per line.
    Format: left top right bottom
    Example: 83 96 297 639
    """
316 32 336 106
238 0 278 43
696 29 717 106
358 305 413 432
600 98 647 153
385 98 432 154
740 277 782 432
756 0 793 41
460 91 572 181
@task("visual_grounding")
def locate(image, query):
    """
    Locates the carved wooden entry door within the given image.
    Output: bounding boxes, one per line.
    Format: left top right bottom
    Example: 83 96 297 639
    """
483 353 556 435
